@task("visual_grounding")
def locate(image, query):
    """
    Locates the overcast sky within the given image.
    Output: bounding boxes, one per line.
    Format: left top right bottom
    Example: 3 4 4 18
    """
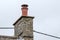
0 0 60 40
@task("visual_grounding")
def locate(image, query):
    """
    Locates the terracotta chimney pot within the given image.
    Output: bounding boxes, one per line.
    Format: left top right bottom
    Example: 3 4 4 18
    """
21 4 28 16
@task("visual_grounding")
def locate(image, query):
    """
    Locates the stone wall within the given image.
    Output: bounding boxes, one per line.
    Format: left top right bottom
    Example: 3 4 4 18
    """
14 16 34 37
13 16 34 40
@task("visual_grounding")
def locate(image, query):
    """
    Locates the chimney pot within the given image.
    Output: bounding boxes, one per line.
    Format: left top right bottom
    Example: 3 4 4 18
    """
21 4 28 16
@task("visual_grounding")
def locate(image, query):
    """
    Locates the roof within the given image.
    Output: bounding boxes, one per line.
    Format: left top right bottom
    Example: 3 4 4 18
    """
0 35 18 39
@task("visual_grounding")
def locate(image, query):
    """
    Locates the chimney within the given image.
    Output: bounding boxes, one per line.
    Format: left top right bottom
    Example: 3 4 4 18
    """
21 4 28 16
13 4 34 40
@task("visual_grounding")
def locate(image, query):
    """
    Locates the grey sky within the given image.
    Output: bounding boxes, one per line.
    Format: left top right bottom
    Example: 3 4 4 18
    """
0 0 60 40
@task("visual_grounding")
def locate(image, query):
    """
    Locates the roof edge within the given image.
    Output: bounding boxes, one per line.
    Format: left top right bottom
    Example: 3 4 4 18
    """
0 35 18 39
13 16 34 25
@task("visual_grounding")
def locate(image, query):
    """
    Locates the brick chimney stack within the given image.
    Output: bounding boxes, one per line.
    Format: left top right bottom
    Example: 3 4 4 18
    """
21 4 28 16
